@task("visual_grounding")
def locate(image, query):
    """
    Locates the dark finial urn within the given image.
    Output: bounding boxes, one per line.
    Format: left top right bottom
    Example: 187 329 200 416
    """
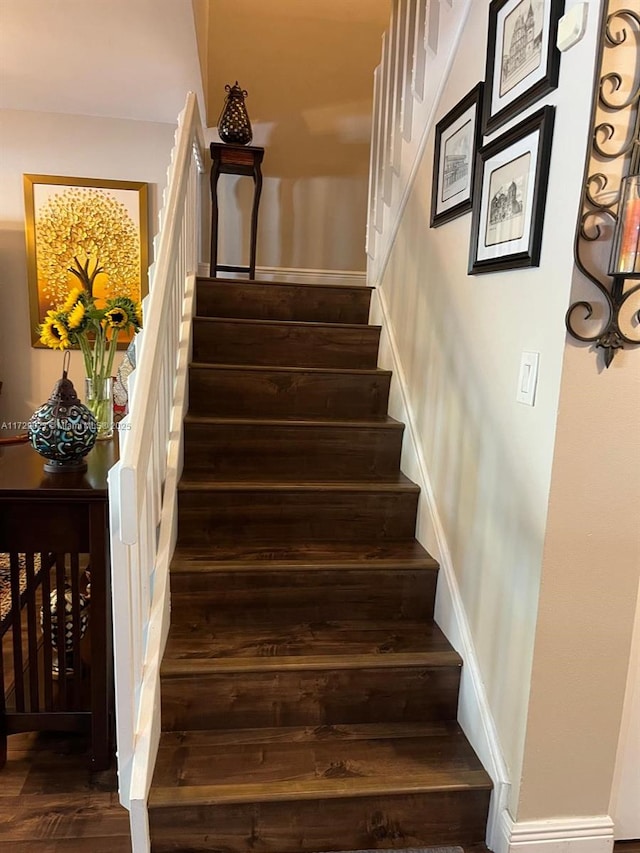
28 351 98 473
218 81 253 145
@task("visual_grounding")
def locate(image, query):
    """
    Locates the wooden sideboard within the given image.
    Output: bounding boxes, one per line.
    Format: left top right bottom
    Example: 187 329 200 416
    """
0 438 117 770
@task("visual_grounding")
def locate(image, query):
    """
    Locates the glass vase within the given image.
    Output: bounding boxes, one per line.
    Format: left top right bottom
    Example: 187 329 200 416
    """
85 377 113 440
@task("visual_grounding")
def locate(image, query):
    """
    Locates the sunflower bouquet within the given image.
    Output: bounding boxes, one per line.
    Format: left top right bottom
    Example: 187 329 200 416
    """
39 280 142 438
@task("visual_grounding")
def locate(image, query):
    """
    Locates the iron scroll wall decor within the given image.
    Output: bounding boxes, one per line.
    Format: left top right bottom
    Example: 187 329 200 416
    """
566 3 640 368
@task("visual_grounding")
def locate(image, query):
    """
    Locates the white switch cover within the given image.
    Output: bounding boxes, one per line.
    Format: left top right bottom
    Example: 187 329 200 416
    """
557 3 588 51
517 352 540 406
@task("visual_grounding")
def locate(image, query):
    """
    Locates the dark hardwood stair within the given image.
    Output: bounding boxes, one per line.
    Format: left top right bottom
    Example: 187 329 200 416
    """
177 476 420 546
189 363 392 420
196 276 373 324
183 415 405 480
193 316 382 369
150 276 491 851
149 723 491 853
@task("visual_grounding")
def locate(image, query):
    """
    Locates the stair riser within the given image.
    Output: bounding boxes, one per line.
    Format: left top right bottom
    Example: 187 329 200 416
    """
161 666 460 730
188 367 391 420
149 789 491 852
183 422 403 479
192 319 381 369
170 569 437 622
196 279 372 324
177 490 419 545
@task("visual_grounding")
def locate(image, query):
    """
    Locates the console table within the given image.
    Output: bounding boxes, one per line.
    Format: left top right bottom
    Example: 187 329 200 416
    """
209 141 264 278
0 438 117 770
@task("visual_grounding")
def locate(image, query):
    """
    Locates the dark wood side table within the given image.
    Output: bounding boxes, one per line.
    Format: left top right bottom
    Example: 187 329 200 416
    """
209 141 264 279
0 439 117 770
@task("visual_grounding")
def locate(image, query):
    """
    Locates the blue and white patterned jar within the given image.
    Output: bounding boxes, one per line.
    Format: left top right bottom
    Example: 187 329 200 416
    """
28 354 97 473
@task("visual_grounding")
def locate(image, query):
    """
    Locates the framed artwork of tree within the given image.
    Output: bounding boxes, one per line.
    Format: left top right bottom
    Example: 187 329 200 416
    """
23 174 149 347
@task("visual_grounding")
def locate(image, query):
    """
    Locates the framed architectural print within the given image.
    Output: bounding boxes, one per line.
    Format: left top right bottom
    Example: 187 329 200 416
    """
469 105 555 273
23 174 149 347
482 0 564 135
431 83 484 227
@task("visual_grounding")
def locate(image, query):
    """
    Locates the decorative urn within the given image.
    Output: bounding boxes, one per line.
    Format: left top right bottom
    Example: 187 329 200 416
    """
217 81 253 145
28 351 98 473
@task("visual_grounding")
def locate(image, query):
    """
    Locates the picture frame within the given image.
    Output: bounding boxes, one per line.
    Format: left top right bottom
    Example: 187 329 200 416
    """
23 174 149 347
468 105 555 274
482 0 564 136
430 82 484 227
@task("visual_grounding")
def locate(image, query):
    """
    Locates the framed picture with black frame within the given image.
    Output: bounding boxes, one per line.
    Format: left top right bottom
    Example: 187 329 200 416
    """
430 82 484 227
482 0 564 136
469 105 555 274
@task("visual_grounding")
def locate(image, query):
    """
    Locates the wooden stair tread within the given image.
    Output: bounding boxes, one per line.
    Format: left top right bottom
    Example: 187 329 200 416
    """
150 721 491 806
170 540 438 571
198 276 374 293
194 316 382 332
190 361 391 376
163 620 457 661
178 473 420 492
161 649 461 676
183 413 404 429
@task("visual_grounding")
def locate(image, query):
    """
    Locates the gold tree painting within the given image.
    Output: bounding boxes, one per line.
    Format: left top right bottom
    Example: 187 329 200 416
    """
24 175 148 347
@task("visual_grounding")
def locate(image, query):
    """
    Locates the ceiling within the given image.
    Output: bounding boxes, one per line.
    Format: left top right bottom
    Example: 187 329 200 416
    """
0 0 205 124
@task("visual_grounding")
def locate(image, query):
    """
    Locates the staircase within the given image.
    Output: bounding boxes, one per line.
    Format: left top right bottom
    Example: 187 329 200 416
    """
147 276 492 852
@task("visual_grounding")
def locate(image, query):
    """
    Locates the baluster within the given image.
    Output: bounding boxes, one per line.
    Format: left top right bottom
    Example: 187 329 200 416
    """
391 0 408 175
427 0 441 55
69 552 82 708
41 554 53 710
384 0 400 200
413 0 428 100
54 553 67 702
367 65 382 259
9 553 25 712
401 0 418 141
24 552 39 712
377 32 391 225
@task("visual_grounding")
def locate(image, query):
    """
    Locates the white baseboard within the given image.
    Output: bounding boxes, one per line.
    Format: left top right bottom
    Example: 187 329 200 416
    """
369 287 510 851
198 263 367 287
496 813 615 853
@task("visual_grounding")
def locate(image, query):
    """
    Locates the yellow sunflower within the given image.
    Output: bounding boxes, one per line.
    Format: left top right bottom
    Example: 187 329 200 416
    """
105 306 129 329
67 301 86 330
40 314 71 350
62 287 84 313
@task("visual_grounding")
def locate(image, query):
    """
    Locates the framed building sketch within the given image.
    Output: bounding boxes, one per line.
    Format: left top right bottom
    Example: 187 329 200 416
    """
431 83 484 227
482 0 564 135
23 174 148 347
469 105 555 273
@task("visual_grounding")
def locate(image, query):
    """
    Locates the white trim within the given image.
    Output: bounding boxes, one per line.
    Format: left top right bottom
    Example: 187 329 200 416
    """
203 265 367 287
496 812 615 853
369 286 510 851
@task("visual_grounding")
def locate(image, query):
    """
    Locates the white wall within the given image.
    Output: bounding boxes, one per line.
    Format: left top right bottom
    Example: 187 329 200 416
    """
373 0 600 815
0 109 177 424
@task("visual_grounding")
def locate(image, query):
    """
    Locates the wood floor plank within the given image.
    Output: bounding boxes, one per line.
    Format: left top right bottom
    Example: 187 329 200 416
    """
0 792 130 840
3 838 132 852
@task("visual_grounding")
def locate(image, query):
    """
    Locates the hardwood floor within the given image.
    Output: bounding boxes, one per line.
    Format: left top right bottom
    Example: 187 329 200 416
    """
0 729 131 851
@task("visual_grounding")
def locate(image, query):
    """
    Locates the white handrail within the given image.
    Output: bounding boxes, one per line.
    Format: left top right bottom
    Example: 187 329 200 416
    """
108 91 205 852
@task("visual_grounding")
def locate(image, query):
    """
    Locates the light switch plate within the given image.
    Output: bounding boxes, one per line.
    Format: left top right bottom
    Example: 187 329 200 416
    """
517 351 540 406
557 3 588 51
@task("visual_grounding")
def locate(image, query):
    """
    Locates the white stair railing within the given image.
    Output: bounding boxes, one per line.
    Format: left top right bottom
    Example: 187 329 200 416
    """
107 91 205 852
366 0 473 283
